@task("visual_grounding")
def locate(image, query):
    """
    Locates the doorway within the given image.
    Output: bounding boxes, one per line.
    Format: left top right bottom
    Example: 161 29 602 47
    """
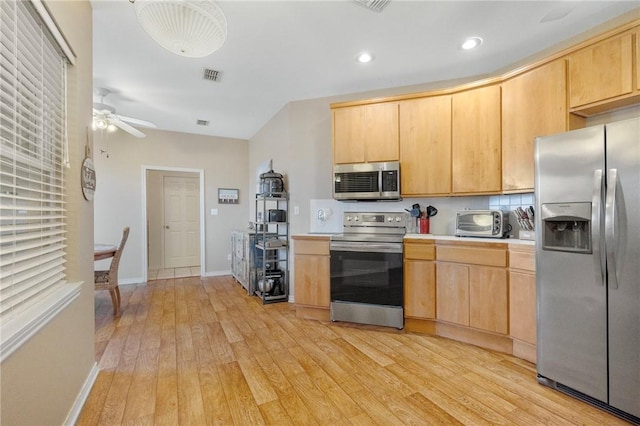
143 167 205 281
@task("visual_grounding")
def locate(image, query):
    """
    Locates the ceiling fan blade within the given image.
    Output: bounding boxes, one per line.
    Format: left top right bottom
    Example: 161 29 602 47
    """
117 114 157 128
111 118 146 138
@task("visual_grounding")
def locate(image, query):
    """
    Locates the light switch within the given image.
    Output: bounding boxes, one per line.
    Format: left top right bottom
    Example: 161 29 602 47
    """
294 206 300 215
211 208 218 216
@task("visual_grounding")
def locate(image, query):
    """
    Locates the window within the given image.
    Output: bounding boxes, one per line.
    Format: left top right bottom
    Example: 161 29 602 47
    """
0 0 77 360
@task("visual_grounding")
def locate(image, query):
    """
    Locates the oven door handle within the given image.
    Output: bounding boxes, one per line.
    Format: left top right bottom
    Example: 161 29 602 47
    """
330 242 403 254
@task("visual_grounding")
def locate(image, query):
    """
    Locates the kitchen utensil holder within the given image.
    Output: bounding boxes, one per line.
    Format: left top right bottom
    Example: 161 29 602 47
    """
519 229 535 240
418 217 430 234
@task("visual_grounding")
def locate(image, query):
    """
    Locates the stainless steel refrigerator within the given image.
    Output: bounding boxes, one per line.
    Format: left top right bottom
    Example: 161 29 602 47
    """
534 117 640 422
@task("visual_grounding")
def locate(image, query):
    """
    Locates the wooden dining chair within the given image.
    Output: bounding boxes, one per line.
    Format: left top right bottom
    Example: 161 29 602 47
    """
95 226 129 314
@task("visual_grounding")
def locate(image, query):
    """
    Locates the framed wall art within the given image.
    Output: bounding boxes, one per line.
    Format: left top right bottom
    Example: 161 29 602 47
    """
218 188 239 204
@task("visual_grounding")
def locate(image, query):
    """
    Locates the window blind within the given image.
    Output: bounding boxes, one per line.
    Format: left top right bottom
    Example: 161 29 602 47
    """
0 0 68 319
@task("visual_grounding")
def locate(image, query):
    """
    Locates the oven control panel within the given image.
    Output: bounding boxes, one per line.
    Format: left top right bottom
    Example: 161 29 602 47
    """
343 212 409 229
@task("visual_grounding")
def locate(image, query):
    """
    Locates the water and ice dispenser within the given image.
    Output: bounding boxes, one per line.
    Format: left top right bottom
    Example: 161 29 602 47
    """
541 202 592 253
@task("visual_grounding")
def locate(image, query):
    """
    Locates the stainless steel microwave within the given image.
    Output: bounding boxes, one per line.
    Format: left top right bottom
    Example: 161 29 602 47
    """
455 210 509 238
333 161 400 201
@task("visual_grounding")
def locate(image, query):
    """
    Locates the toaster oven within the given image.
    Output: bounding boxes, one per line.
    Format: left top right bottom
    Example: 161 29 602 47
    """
455 210 509 238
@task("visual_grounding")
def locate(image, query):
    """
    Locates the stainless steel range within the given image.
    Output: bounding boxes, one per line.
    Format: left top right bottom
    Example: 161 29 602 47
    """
330 211 410 329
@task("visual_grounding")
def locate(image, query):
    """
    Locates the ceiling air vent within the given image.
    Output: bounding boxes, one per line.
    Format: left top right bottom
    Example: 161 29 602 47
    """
354 0 391 13
203 68 221 81
196 120 210 126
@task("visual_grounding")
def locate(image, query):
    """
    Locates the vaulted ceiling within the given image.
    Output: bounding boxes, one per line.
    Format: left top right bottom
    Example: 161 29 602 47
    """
92 1 639 140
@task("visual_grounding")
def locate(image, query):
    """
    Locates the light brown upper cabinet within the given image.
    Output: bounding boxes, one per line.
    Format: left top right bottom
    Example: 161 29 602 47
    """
399 96 452 196
452 85 502 194
332 102 399 164
568 33 633 108
637 29 640 91
502 60 567 192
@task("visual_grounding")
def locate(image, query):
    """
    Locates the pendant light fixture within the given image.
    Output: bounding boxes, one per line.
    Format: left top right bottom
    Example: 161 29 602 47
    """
133 0 227 58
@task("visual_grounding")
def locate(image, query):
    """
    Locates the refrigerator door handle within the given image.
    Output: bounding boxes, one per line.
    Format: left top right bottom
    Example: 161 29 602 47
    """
592 169 605 285
605 168 618 290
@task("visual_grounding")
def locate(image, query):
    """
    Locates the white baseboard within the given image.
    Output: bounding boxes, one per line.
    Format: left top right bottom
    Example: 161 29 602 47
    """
64 362 99 426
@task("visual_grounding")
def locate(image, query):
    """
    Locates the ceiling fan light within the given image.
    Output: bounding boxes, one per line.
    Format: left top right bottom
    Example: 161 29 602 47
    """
107 123 118 132
95 118 108 130
134 0 227 58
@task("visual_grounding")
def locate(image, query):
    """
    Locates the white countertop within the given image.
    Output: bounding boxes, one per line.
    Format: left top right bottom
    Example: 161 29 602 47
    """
293 232 535 246
404 233 535 245
292 233 336 238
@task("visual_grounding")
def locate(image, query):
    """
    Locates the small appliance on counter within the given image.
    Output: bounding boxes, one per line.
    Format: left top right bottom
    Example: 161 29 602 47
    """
455 209 509 238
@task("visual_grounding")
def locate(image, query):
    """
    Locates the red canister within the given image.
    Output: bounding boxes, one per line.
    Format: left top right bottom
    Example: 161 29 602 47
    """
418 217 430 234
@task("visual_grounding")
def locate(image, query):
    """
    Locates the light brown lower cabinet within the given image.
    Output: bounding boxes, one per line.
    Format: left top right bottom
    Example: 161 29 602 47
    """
293 236 330 320
403 240 437 333
294 253 330 307
436 262 470 326
404 260 436 319
294 236 535 363
403 240 436 320
469 266 508 334
433 240 512 354
436 262 508 334
509 244 537 363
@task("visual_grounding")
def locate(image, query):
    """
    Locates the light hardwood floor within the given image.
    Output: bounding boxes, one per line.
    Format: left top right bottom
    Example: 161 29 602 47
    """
80 275 629 425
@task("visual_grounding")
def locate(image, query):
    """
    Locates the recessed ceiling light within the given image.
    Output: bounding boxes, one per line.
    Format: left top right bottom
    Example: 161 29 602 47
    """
356 52 375 63
461 36 483 50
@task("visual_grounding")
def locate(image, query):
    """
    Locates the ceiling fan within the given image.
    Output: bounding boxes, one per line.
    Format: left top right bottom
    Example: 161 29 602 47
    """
92 88 156 138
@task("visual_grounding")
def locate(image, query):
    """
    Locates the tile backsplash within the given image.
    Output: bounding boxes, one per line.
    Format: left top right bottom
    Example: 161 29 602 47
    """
489 193 536 237
489 193 534 211
309 192 535 238
309 196 490 235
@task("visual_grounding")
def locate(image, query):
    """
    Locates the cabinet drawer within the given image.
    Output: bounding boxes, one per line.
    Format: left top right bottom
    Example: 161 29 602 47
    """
404 241 436 260
293 238 329 256
437 245 507 267
509 248 535 272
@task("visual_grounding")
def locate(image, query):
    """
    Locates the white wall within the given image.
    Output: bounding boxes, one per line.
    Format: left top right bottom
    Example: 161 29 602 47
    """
93 128 249 281
249 99 335 236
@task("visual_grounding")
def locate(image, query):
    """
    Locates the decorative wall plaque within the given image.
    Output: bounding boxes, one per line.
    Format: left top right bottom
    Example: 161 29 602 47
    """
81 143 96 201
218 188 239 204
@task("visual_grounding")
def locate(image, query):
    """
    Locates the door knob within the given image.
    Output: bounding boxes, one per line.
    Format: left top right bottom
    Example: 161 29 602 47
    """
165 225 170 229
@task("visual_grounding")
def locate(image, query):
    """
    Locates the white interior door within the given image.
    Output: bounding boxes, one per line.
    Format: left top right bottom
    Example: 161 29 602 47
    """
163 176 200 268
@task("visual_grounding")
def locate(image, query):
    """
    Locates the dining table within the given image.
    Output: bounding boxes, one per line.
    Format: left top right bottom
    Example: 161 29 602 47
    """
94 243 117 261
